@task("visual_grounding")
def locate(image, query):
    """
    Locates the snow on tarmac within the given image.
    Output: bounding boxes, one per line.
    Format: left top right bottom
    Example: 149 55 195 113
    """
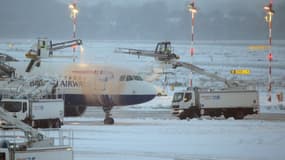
63 91 285 160
64 117 285 160
1 39 284 160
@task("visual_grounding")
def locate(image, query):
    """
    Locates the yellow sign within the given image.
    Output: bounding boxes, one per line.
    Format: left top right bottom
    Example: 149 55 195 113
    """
248 45 271 51
230 69 251 75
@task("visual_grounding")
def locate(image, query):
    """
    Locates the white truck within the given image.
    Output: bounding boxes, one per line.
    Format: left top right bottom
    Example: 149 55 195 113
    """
172 87 259 120
1 98 64 128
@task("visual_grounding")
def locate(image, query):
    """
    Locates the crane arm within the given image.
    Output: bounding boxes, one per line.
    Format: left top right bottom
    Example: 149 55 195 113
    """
25 39 83 72
114 48 157 58
0 107 45 143
172 61 239 87
50 39 82 52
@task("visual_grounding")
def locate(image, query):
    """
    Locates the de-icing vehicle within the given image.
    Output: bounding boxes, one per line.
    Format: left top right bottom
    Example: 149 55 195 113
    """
115 41 180 62
25 38 82 72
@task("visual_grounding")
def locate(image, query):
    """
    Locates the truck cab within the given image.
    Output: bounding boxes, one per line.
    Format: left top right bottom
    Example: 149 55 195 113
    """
172 90 200 119
172 91 193 113
1 99 28 121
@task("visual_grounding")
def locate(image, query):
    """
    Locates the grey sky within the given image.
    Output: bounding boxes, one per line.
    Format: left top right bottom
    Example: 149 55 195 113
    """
0 0 284 40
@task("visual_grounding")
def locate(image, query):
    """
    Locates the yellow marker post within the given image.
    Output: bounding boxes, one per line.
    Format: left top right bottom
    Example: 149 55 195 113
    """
230 69 251 75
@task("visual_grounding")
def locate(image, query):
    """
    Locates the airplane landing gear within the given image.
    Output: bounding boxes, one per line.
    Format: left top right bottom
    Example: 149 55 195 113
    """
104 117 114 125
103 106 114 125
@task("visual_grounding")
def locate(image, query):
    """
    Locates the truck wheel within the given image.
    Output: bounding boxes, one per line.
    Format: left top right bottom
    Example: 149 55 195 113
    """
53 120 61 128
189 112 199 119
224 113 232 119
47 120 53 128
178 112 187 120
234 110 244 120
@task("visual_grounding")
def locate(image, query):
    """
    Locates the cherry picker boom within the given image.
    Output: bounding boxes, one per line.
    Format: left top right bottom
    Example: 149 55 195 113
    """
115 40 254 89
115 41 179 62
0 107 46 144
171 61 253 88
25 38 83 72
115 41 255 89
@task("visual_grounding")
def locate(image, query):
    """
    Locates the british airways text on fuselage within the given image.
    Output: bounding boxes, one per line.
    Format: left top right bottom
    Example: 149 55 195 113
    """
29 69 115 89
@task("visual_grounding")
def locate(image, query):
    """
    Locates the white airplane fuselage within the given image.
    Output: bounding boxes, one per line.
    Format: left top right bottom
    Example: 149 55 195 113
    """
11 61 157 116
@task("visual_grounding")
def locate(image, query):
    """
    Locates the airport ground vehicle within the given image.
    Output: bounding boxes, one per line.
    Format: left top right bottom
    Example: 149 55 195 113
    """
115 41 179 62
0 106 73 160
172 87 259 120
1 98 64 128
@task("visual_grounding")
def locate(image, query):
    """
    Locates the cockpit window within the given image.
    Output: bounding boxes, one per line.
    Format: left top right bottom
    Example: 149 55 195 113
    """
120 75 126 81
120 75 143 81
133 75 143 81
126 75 133 81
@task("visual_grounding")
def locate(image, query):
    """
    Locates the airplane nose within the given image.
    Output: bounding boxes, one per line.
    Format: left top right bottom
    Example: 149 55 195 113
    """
140 81 157 102
116 81 156 106
128 81 156 105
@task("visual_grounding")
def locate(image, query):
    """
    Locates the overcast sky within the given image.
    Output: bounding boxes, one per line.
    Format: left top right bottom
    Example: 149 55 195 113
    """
0 0 284 40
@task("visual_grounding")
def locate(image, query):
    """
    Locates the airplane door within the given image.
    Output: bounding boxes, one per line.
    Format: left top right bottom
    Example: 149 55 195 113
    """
83 74 106 94
93 71 114 92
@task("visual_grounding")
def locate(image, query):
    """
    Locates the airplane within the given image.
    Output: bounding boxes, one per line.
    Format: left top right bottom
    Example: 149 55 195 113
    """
114 41 180 62
7 61 157 125
0 39 157 125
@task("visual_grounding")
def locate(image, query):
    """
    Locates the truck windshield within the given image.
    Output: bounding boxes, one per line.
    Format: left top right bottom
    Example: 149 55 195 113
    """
173 93 184 102
2 102 22 112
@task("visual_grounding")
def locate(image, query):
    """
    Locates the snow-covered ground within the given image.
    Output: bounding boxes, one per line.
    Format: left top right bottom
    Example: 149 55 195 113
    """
1 39 285 160
64 94 285 160
63 117 285 160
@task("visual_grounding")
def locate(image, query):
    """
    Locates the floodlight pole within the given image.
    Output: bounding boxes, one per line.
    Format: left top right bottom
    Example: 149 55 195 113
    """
263 0 274 102
187 0 197 87
69 0 79 62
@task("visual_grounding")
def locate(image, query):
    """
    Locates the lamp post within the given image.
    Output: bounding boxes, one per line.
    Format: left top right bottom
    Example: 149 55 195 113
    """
69 1 79 62
263 0 275 102
187 0 198 87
